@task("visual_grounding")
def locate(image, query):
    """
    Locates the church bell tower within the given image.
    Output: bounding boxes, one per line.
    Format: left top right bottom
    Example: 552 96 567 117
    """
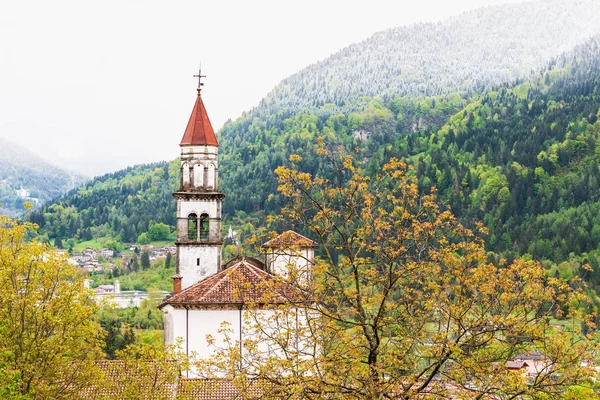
173 71 224 290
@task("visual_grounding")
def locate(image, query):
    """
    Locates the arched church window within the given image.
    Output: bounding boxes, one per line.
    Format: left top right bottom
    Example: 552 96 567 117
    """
193 164 204 188
199 213 209 240
207 164 215 188
188 213 198 240
182 163 190 189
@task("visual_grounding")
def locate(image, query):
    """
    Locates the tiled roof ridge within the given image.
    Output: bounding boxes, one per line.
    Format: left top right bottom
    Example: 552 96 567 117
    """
160 257 293 307
198 267 238 303
183 267 229 303
179 93 218 147
243 259 272 279
195 260 258 303
84 363 271 398
262 230 318 248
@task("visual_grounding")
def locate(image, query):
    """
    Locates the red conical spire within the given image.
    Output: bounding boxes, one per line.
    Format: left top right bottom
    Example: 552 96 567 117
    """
180 67 218 147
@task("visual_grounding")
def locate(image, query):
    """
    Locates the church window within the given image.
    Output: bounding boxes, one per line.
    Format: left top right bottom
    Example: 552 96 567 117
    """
197 258 200 266
207 164 215 188
187 213 198 240
199 213 209 240
182 163 190 188
193 164 204 187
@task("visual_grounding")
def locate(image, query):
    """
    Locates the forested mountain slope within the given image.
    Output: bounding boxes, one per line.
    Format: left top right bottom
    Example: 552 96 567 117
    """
28 162 177 244
218 92 470 215
259 0 599 114
33 30 600 291
0 138 85 217
221 35 600 276
414 37 600 267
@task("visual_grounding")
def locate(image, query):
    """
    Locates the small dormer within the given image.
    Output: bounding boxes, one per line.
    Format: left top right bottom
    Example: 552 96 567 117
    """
262 231 318 283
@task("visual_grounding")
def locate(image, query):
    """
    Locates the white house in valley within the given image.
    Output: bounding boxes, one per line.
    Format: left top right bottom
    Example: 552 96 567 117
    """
159 80 316 375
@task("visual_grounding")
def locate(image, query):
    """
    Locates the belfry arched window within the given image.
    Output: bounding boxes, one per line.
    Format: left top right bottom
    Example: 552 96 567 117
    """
207 164 215 188
188 213 198 240
182 163 190 189
199 213 209 240
193 164 204 188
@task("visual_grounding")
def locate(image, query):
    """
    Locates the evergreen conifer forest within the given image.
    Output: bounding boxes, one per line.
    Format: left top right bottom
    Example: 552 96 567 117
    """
32 37 600 296
6 0 600 396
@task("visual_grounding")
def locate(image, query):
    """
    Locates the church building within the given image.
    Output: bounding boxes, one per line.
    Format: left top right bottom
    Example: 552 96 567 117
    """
159 78 317 372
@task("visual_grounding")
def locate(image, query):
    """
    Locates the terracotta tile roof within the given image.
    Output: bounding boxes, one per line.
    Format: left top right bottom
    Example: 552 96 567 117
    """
82 360 180 399
506 361 529 370
178 378 270 399
222 256 264 271
262 230 318 248
180 93 218 147
82 361 273 399
160 257 302 308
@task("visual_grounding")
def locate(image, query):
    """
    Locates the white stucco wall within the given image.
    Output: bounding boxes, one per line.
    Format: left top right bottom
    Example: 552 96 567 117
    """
179 201 219 220
179 246 221 289
193 164 204 187
181 163 190 187
180 145 218 160
162 305 318 377
206 164 216 188
164 306 301 376
181 146 219 191
164 308 242 361
266 248 314 282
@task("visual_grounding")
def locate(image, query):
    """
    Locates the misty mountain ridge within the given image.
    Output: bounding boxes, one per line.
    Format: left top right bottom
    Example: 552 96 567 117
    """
22 0 600 265
34 35 600 260
257 0 599 114
0 137 86 217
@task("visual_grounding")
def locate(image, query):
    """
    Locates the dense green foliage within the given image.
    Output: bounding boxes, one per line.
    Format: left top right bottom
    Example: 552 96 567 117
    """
226 35 600 290
97 307 136 359
29 162 178 245
413 39 600 277
258 0 598 113
96 290 165 359
222 39 600 266
92 257 175 292
33 37 600 295
218 93 469 215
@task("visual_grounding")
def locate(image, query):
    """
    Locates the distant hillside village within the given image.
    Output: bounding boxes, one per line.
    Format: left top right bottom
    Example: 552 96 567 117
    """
13 186 40 204
66 244 175 307
0 181 41 209
68 244 176 273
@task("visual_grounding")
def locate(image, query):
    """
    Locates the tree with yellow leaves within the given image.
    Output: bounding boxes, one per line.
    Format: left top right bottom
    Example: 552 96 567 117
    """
94 332 187 400
0 214 104 399
203 144 599 399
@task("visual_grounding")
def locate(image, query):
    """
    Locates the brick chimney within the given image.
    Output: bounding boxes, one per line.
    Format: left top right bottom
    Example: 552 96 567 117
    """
172 274 183 295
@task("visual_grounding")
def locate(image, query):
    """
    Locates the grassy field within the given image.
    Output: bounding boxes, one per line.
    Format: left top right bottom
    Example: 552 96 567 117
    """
72 238 109 253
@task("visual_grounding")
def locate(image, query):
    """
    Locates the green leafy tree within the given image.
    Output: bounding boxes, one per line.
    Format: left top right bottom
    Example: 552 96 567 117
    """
96 332 187 400
137 232 151 245
0 215 104 399
205 148 598 399
148 222 171 241
140 251 151 270
96 307 136 359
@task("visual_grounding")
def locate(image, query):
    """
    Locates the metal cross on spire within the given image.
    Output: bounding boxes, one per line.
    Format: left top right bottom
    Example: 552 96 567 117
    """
193 64 206 94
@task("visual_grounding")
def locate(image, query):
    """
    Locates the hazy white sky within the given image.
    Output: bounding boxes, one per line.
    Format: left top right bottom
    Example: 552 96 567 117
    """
0 0 524 177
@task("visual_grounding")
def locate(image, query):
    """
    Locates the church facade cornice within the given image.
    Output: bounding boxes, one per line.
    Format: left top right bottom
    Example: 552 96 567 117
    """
173 192 225 201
